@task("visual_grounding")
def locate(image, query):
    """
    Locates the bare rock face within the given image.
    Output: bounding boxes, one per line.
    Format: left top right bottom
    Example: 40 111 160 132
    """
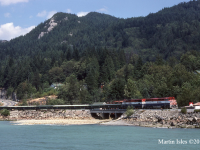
68 32 73 36
64 17 68 21
47 18 57 32
38 15 71 39
38 32 47 39
38 17 58 39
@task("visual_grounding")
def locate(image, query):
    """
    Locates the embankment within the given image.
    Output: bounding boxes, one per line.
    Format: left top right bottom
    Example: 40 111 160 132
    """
0 109 93 121
123 110 200 128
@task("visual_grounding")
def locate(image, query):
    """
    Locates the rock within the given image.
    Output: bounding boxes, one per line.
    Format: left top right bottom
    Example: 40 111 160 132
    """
161 120 165 125
38 32 47 39
193 117 198 122
180 124 187 128
171 121 177 126
186 125 195 129
74 110 82 116
187 118 193 122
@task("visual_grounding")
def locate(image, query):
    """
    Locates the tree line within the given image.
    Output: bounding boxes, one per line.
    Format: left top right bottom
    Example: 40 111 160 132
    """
1 46 200 106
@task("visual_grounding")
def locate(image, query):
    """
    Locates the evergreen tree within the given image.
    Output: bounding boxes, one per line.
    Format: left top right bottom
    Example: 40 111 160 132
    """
124 79 142 99
48 67 65 83
58 74 79 104
109 78 125 100
101 56 115 82
72 48 80 61
134 56 143 79
66 49 72 60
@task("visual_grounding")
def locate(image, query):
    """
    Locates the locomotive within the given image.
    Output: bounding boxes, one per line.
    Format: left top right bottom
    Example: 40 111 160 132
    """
110 97 177 109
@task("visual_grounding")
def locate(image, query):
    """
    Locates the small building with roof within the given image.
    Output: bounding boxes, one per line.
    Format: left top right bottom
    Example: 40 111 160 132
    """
50 83 64 89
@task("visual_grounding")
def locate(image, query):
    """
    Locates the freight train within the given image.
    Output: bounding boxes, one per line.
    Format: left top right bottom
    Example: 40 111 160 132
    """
110 97 178 109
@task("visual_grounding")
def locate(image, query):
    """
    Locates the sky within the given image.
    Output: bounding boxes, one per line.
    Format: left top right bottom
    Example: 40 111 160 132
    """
0 0 191 41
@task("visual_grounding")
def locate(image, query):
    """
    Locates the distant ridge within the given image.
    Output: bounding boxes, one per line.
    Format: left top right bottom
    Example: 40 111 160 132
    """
0 40 8 43
1 0 200 60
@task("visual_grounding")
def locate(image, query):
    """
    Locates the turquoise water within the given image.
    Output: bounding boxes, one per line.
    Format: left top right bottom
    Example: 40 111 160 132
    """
0 121 199 150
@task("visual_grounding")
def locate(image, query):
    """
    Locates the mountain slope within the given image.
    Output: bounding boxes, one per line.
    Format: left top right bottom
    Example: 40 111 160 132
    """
1 0 200 61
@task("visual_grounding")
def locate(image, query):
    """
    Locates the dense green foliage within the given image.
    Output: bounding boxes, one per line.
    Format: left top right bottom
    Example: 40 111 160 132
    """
125 106 134 117
181 107 187 114
46 99 65 105
0 109 10 116
194 109 200 113
1 1 200 106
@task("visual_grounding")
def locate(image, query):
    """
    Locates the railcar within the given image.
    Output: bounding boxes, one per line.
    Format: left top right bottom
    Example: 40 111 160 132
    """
112 97 177 109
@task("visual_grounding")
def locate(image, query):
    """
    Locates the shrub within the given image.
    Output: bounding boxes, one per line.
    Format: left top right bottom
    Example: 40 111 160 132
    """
126 106 134 117
32 102 40 106
19 99 28 106
194 109 200 113
47 89 58 96
46 99 65 105
181 107 187 114
0 109 10 116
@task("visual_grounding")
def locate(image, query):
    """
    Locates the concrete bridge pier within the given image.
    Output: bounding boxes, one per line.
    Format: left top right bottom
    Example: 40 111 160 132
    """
103 113 110 119
115 113 122 119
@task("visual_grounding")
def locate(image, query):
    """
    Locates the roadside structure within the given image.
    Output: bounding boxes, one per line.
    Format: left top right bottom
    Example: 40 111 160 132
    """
50 83 64 89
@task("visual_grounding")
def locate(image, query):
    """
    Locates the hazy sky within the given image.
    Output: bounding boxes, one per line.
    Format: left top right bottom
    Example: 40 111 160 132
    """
0 0 191 40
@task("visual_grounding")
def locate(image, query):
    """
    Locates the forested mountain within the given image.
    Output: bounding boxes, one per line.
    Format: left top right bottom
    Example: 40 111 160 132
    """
2 1 200 60
1 0 200 106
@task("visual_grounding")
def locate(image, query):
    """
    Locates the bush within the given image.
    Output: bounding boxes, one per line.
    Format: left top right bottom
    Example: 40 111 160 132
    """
19 99 28 106
32 102 40 106
181 107 187 114
47 89 58 95
0 109 10 116
46 99 65 105
194 109 200 113
126 106 134 117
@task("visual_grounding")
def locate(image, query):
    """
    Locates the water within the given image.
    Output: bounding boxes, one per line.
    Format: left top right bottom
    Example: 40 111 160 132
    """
0 121 199 150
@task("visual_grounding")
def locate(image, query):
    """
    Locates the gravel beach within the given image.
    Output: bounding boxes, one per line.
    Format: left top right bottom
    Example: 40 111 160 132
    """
12 119 111 125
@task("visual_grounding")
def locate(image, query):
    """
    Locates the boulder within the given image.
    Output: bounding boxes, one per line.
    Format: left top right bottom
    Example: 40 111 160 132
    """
171 121 177 126
187 118 193 122
193 117 198 122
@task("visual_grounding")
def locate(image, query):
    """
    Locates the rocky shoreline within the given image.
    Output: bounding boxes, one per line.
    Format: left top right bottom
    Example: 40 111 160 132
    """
1 109 200 128
123 110 200 128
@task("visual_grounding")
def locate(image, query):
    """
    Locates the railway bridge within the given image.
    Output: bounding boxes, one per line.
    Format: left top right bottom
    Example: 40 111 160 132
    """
0 104 126 119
